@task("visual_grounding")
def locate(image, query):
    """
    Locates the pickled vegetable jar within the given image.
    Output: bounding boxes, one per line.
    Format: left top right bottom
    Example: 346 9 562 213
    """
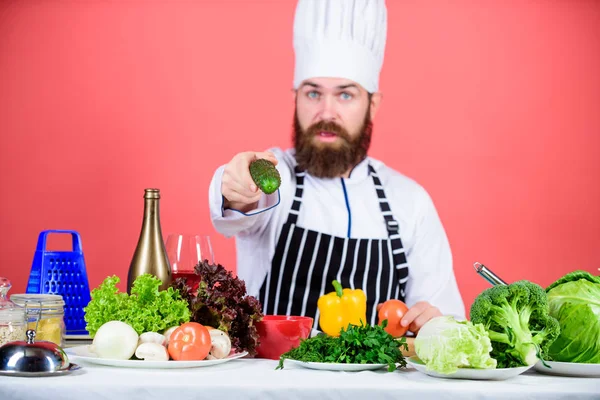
10 294 65 347
0 278 27 347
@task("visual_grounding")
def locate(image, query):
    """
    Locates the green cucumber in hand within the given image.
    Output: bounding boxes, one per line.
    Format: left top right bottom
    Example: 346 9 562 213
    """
249 159 281 194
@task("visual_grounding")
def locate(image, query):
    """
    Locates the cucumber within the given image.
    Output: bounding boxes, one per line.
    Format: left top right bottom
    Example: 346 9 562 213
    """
249 159 281 194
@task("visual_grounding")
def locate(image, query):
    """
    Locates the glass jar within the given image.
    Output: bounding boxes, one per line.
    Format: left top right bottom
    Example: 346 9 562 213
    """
0 278 27 347
10 293 65 347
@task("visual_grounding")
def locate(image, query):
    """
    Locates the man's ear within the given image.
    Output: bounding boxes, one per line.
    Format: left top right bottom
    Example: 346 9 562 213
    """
369 92 383 120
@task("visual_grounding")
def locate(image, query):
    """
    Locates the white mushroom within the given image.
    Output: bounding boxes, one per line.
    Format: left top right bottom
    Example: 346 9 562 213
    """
138 332 166 347
135 342 169 361
163 326 179 346
206 328 232 360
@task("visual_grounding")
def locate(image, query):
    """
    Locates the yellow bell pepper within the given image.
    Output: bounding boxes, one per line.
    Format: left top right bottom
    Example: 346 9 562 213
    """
317 280 367 337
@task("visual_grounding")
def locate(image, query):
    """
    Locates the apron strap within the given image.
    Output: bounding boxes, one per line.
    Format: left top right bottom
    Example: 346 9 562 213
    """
368 164 401 238
286 166 306 225
368 164 409 299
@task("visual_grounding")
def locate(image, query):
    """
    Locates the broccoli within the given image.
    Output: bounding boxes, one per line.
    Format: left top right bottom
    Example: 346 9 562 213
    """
469 280 560 368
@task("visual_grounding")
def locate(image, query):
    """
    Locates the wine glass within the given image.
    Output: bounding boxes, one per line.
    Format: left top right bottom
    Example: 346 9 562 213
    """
165 234 214 287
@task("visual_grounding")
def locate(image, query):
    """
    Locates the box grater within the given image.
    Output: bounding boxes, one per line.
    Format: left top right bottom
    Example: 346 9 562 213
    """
25 230 92 336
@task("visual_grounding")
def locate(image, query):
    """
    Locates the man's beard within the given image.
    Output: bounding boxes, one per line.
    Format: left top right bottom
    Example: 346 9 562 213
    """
293 110 373 178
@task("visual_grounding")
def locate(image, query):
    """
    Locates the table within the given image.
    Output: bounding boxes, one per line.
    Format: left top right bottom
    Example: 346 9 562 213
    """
1 358 598 400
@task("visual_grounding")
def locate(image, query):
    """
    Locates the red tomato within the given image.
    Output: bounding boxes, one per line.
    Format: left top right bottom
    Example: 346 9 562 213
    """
167 322 212 361
378 299 409 337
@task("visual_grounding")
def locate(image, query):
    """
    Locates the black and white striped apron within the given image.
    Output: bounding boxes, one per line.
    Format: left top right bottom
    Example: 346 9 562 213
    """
258 164 409 331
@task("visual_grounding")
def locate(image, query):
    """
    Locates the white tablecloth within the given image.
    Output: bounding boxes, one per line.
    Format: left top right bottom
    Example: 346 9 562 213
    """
1 358 598 400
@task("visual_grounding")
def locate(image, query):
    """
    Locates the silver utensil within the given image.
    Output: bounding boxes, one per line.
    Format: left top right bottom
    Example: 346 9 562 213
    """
0 362 81 377
473 262 508 286
0 299 80 377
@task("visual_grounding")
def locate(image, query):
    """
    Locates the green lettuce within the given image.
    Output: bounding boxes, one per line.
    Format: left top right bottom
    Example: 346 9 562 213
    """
83 274 190 337
546 271 600 363
414 316 497 374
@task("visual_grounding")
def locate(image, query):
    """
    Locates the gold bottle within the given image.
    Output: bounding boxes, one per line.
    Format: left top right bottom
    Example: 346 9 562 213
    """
127 188 172 293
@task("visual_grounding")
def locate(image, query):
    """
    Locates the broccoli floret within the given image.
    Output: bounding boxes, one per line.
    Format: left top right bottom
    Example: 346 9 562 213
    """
470 280 560 368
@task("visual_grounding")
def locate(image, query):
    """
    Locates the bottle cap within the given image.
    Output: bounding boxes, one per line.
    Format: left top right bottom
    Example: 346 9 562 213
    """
144 189 160 199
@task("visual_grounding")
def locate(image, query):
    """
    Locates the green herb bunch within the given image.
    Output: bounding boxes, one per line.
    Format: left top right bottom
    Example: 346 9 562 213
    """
277 320 408 372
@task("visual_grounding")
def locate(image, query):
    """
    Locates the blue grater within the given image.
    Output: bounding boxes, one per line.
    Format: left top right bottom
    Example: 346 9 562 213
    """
26 230 92 336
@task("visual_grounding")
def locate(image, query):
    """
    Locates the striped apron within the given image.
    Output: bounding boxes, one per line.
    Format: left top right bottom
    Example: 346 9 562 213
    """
258 164 409 331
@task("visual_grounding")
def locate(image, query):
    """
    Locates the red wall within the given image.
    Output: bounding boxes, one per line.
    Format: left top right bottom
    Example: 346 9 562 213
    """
1 0 598 315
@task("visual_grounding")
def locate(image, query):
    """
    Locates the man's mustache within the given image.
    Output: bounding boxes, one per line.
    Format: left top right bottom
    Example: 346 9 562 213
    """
305 120 352 142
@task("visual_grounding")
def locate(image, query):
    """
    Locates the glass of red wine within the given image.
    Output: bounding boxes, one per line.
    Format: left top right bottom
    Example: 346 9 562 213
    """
165 234 214 289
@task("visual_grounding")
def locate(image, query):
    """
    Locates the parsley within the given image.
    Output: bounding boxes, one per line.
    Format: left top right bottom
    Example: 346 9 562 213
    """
276 320 408 372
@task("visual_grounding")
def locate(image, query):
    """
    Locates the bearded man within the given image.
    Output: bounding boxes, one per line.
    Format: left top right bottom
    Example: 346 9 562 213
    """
208 0 465 335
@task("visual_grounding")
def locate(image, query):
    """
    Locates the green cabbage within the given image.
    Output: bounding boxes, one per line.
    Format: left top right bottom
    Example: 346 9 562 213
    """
414 316 497 374
546 271 600 363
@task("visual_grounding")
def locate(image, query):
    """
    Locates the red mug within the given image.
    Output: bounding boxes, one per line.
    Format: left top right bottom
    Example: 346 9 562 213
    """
255 315 313 360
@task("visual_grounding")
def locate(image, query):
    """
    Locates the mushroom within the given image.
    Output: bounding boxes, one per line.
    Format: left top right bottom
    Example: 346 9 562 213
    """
163 326 179 346
206 327 232 360
138 332 166 347
135 342 169 361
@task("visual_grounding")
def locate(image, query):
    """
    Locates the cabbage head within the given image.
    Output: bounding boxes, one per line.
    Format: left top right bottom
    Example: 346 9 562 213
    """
414 316 497 374
546 271 600 363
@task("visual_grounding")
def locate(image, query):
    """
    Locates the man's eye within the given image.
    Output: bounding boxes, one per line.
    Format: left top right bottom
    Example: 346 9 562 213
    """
340 92 352 100
307 91 320 99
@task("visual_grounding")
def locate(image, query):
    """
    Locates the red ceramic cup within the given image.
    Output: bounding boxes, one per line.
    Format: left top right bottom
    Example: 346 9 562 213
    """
255 315 313 360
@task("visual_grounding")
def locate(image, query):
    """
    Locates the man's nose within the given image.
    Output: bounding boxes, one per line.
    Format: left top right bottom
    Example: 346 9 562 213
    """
318 96 337 121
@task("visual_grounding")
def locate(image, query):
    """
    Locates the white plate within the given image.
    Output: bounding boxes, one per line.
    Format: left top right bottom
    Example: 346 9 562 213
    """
65 345 248 369
282 359 389 371
534 360 600 377
406 356 534 380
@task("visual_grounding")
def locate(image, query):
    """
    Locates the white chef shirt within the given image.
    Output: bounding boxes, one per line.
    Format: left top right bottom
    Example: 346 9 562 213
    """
208 147 466 320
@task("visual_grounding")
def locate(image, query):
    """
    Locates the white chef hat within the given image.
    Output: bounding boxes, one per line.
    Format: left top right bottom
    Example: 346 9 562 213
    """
293 0 387 93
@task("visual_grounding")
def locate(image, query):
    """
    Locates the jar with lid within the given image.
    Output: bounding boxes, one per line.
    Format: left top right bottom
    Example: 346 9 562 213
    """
10 293 65 347
0 278 27 347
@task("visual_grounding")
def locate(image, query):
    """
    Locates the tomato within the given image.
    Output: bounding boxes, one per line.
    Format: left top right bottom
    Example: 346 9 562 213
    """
378 299 409 337
167 322 212 361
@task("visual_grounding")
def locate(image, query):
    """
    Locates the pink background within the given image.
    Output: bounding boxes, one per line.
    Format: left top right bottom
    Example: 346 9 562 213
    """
1 0 598 315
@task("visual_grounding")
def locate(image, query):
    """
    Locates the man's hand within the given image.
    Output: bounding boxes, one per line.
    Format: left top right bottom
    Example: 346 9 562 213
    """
221 151 278 213
400 301 442 334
